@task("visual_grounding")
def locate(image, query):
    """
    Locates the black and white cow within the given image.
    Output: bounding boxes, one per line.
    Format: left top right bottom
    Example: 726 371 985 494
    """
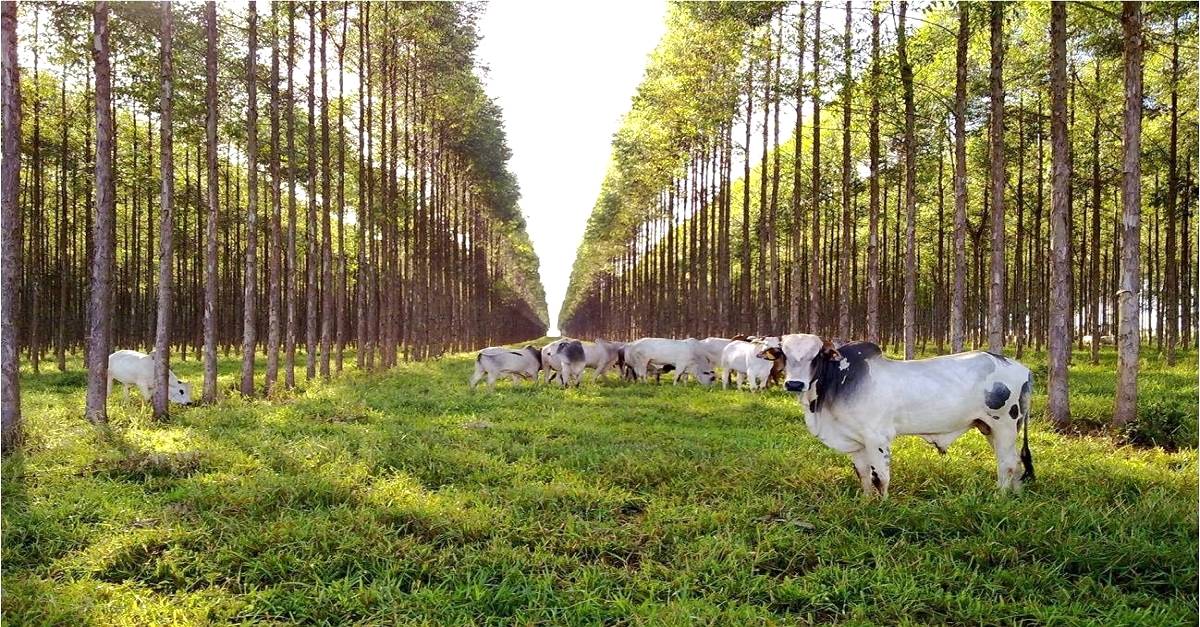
470 345 542 390
779 334 1034 497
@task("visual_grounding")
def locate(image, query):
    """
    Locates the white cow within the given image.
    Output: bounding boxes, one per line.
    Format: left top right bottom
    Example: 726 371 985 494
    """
779 335 1034 497
582 339 623 381
554 339 587 387
624 338 716 386
470 345 542 390
720 336 783 391
107 349 193 405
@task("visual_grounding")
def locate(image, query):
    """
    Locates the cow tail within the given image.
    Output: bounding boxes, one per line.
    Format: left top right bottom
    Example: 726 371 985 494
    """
1019 372 1035 482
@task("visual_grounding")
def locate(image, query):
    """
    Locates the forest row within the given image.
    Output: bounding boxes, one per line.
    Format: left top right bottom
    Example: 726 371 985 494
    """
560 2 1197 372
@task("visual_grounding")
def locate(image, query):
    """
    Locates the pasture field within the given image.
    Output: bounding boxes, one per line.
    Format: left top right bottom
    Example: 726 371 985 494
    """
3 344 1197 624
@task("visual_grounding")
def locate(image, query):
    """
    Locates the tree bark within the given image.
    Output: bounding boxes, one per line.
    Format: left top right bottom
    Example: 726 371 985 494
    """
1047 0 1072 430
789 1 806 332
1164 17 1179 365
240 1 259 396
285 2 298 388
1113 1 1143 428
85 1 114 425
987 2 1006 353
839 0 852 340
899 0 916 359
866 3 880 344
951 4 968 353
319 2 333 378
808 0 822 333
153 1 175 420
265 5 282 395
202 0 219 403
1 0 21 452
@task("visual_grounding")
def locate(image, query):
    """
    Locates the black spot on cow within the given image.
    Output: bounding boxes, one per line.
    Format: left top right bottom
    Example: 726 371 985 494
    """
1019 377 1032 415
557 340 585 364
986 351 1010 364
809 341 881 412
1009 404 1020 420
526 346 542 367
972 418 993 436
870 469 882 492
984 381 1011 410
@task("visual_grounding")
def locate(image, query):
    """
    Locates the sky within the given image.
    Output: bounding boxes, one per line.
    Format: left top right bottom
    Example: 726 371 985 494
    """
476 1 668 335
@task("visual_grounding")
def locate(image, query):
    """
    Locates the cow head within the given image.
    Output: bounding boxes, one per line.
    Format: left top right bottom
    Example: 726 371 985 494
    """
779 334 825 395
694 365 716 386
525 345 543 369
170 380 194 405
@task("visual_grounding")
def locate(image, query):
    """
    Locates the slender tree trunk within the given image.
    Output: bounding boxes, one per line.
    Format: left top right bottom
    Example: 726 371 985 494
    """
838 0 852 340
987 3 1006 353
1 0 22 452
899 1 917 359
1047 1 1072 430
305 2 318 380
866 4 880 344
265 7 282 395
808 0 822 333
741 53 753 330
1089 61 1102 365
240 1 258 396
202 1 219 403
153 1 175 420
85 1 114 425
951 4 968 353
1114 1 1143 428
285 3 298 388
319 3 333 378
1164 17 1179 365
336 3 347 372
789 1 806 332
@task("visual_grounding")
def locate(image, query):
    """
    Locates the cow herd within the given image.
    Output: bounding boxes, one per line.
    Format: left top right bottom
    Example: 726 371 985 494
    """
472 334 1036 497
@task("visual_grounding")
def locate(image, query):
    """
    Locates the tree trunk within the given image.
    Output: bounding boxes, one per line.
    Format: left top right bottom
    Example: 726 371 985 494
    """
866 3 880 344
808 0 822 333
1047 0 1072 430
987 2 1006 353
789 1 806 332
1 0 21 452
319 2 333 378
899 0 916 359
85 1 114 425
839 0 852 340
202 0 219 403
951 4 969 354
1164 17 1179 365
153 1 175 420
265 7 282 395
1113 1 1143 428
240 1 259 396
1089 60 1102 365
305 2 318 380
285 2 298 388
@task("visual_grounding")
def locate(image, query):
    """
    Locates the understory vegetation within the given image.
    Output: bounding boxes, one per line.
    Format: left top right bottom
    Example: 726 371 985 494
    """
3 345 1196 624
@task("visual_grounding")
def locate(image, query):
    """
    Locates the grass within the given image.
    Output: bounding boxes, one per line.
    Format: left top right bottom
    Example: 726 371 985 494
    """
2 343 1196 625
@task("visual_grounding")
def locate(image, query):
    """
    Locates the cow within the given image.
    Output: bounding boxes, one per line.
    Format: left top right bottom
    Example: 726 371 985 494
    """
470 345 543 390
582 339 623 381
719 336 783 391
555 339 587 387
539 338 587 387
107 349 193 405
624 338 716 386
779 335 1034 497
617 344 672 382
1082 334 1116 346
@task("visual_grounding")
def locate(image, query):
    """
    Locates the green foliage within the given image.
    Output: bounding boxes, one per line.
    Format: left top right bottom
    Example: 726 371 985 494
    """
4 347 1196 623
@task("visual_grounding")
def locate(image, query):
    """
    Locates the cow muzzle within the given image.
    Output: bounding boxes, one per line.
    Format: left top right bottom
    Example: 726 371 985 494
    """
784 380 806 393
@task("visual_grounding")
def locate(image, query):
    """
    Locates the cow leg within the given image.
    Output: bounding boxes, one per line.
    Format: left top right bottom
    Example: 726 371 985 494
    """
734 372 744 390
851 442 892 498
486 372 499 391
469 364 485 389
721 369 730 390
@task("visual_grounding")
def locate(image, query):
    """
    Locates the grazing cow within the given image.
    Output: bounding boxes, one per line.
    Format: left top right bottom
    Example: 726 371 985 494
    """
470 345 543 390
780 336 1034 497
720 336 783 391
107 350 193 405
1082 334 1116 346
617 344 672 382
624 338 716 386
582 339 623 380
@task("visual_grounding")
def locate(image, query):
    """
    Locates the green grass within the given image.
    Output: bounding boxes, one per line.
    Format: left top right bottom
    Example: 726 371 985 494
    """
3 344 1197 624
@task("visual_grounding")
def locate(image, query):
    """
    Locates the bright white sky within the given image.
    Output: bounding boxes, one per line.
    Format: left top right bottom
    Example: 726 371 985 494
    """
476 1 668 335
